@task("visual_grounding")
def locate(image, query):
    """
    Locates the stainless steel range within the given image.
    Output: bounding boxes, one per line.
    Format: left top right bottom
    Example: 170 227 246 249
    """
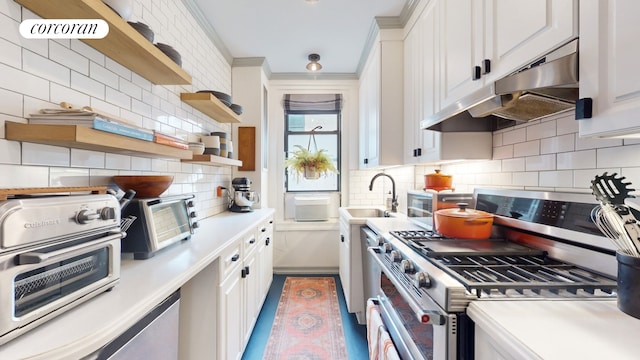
364 188 618 360
0 192 123 345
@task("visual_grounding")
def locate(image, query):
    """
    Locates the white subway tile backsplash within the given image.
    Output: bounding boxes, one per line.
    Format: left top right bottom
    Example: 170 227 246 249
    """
513 140 539 157
574 168 620 189
50 167 89 187
105 58 131 81
71 149 105 168
0 139 20 164
539 170 573 188
49 41 89 76
526 120 556 140
502 127 526 145
50 82 90 108
119 78 142 100
0 63 49 101
597 144 640 168
541 134 574 154
89 62 119 89
131 156 152 171
105 153 131 170
557 150 596 170
23 49 70 87
0 38 21 69
0 88 23 117
71 71 105 99
22 143 69 166
502 158 525 172
106 86 131 109
525 154 556 171
0 164 48 187
70 40 105 66
513 172 539 187
493 145 513 159
0 0 21 21
556 114 579 135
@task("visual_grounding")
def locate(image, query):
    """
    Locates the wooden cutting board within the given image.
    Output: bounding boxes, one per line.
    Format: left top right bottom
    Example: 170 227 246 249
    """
0 186 107 200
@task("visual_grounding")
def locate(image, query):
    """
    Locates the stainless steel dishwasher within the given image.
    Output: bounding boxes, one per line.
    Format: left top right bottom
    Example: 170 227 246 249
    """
360 227 381 311
93 290 180 360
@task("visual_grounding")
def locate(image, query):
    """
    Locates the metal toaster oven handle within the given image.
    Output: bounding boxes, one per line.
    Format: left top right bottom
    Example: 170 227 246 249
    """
368 247 446 326
16 231 124 265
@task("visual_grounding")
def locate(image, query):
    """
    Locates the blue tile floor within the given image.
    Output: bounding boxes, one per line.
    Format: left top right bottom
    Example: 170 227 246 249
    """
241 274 369 360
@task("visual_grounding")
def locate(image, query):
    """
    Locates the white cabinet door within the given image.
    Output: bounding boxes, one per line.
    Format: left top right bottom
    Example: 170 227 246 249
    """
578 0 640 138
338 220 350 305
440 0 576 109
242 249 260 345
259 218 274 300
440 0 484 109
219 269 243 360
405 2 435 164
359 30 404 169
483 0 577 84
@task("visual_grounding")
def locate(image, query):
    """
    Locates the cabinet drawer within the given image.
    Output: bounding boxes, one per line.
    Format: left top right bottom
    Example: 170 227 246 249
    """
243 231 259 258
219 242 242 281
257 217 274 240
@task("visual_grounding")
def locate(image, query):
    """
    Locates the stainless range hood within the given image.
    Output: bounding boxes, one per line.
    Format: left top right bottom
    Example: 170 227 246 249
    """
421 39 578 132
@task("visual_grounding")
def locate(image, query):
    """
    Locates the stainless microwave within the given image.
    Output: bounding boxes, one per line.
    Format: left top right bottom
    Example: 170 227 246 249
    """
407 190 473 229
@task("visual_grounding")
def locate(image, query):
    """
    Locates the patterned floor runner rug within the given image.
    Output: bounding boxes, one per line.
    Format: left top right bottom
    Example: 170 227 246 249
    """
263 277 348 359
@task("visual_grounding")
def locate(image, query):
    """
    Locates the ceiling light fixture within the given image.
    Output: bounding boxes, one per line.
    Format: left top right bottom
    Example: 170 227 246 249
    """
306 53 322 71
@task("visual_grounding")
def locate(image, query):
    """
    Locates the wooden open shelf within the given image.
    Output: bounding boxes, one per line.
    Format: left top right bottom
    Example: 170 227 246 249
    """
15 0 192 85
5 122 193 159
182 154 243 167
180 93 242 123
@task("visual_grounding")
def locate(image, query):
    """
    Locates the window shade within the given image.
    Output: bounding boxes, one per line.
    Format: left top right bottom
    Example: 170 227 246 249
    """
282 94 343 112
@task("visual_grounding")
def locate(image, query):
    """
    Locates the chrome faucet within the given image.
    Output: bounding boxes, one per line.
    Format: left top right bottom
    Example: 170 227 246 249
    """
369 173 398 212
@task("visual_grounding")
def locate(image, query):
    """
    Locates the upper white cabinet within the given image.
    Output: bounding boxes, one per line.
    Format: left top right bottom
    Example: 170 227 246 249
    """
578 0 640 138
440 0 578 109
404 0 441 164
359 29 404 169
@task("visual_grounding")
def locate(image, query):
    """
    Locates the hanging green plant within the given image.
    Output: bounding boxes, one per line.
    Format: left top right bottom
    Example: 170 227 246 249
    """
284 126 338 180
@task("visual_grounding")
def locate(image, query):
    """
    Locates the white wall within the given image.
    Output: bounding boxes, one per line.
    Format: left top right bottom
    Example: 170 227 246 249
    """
0 0 234 218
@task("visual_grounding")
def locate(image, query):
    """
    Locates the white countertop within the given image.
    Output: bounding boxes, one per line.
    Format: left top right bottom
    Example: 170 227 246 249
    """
468 299 640 360
0 209 274 360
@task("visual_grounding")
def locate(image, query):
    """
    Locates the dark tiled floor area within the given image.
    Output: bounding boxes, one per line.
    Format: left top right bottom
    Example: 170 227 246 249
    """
241 274 369 360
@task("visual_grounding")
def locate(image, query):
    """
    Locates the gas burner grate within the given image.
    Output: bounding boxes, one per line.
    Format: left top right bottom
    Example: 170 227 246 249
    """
430 254 617 298
390 230 438 241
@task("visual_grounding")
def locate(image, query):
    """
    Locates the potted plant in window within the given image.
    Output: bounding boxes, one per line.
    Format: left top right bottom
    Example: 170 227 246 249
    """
285 126 338 180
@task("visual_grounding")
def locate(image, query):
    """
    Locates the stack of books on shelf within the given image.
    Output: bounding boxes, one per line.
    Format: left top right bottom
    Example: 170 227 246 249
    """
153 131 189 150
28 109 154 142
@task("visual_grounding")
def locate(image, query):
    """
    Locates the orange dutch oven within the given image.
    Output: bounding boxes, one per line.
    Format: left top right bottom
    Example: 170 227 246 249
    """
424 169 453 191
434 203 494 239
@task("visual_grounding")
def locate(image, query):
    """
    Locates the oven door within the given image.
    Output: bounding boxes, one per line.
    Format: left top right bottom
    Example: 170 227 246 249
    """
0 230 121 345
368 249 459 360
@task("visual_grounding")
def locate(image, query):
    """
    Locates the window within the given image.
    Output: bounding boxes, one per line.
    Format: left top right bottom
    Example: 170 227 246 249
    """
285 111 340 192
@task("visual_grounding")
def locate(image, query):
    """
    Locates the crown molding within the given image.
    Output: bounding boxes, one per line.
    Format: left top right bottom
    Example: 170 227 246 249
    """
181 0 233 65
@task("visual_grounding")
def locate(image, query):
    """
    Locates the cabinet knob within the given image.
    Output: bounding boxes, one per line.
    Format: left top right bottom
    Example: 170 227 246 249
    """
341 234 345 242
417 148 422 156
266 237 270 246
472 65 481 80
364 158 369 165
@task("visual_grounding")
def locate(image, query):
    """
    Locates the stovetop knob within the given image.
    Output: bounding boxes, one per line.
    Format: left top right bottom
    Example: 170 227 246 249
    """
415 271 431 289
401 259 415 273
390 250 402 262
376 235 385 246
382 243 393 253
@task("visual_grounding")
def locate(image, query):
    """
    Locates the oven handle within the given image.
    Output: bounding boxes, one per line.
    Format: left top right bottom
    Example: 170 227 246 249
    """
16 230 124 265
368 247 446 326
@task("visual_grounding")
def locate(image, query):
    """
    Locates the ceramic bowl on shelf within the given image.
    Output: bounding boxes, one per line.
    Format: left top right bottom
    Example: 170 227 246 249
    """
128 21 154 43
102 0 132 20
188 142 205 155
196 90 232 107
155 43 182 67
230 103 243 115
113 175 174 198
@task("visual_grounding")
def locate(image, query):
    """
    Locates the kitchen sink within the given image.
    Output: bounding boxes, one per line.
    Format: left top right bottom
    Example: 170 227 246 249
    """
344 208 391 218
